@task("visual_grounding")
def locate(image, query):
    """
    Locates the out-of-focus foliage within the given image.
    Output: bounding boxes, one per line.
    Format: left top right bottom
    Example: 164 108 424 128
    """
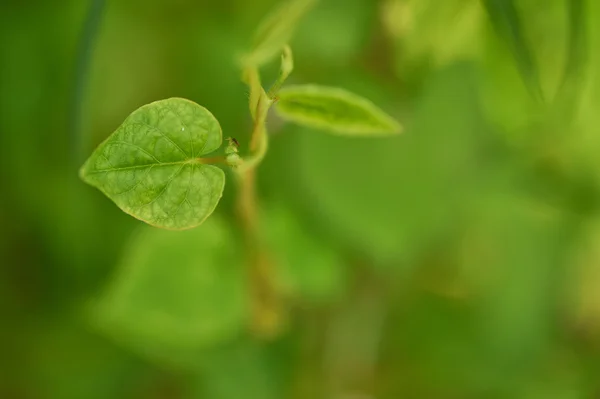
1 0 600 398
90 216 246 369
262 203 347 303
245 0 317 67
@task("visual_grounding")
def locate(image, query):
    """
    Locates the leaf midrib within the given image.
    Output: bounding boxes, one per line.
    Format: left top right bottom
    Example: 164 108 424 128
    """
86 159 204 175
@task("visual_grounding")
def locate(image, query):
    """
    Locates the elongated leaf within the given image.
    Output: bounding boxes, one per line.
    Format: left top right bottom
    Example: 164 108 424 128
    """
554 0 588 116
482 0 543 101
89 216 246 368
275 85 401 135
79 98 225 230
244 0 318 67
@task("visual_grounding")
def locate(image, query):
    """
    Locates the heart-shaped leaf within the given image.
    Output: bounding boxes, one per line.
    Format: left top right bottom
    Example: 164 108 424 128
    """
275 85 402 135
80 98 225 230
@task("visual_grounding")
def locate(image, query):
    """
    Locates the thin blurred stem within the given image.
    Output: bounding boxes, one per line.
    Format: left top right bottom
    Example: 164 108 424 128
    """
70 0 106 166
235 167 283 337
239 92 271 173
236 56 291 337
243 66 262 120
240 45 292 171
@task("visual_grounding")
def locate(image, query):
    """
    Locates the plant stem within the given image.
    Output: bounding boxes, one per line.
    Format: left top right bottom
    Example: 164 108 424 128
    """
197 156 228 165
236 167 283 337
239 93 271 172
236 128 282 336
236 62 289 337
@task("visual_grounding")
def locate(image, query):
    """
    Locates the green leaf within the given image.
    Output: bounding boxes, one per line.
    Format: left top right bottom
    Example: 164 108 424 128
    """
89 216 247 369
244 0 318 67
554 0 588 116
275 85 401 136
482 0 543 101
79 98 225 230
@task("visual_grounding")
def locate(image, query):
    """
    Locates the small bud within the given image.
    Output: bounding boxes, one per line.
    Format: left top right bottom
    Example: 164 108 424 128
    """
226 153 242 167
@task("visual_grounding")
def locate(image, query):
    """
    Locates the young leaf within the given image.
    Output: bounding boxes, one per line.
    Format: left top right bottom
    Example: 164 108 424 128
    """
244 0 318 67
267 45 294 98
275 85 401 135
79 98 225 230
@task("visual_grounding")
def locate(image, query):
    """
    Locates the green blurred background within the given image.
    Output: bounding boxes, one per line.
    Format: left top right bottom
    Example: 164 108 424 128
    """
2 0 600 397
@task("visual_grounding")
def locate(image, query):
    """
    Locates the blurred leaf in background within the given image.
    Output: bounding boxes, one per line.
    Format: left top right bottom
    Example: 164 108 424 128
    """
89 216 246 369
269 63 492 267
2 0 600 398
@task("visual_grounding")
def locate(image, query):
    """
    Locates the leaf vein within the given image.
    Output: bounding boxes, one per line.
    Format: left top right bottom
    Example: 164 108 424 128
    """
114 165 154 196
107 141 162 163
161 164 193 221
127 121 188 158
87 161 187 174
164 104 195 158
135 163 186 210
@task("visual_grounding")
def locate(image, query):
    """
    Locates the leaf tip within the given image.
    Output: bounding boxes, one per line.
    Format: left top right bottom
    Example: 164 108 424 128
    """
78 158 91 183
382 116 403 136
